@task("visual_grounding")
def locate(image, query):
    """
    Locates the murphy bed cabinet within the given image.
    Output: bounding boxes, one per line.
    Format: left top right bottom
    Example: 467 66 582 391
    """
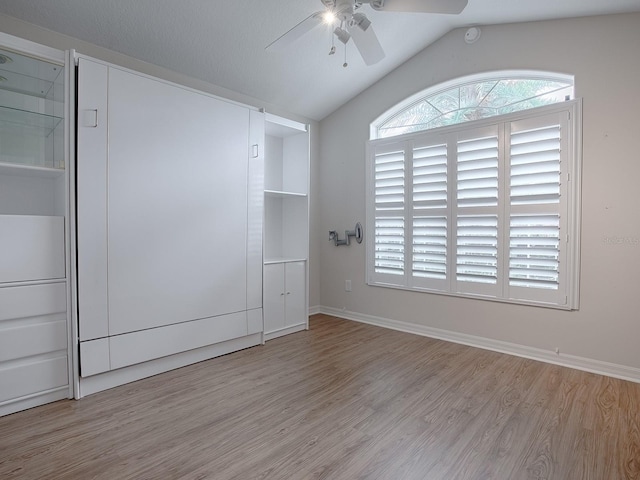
0 33 74 416
263 114 310 341
75 56 264 396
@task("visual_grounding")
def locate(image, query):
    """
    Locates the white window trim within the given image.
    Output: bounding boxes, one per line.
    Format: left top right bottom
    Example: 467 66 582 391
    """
366 100 582 310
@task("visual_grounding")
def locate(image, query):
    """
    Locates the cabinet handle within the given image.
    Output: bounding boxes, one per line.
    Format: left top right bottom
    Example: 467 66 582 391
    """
82 109 98 128
280 292 285 296
252 144 259 158
286 292 291 295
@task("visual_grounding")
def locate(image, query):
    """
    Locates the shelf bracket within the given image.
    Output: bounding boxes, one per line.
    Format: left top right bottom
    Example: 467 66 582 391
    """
329 222 363 246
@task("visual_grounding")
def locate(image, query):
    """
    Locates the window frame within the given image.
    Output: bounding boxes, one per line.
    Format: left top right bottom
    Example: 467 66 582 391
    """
370 70 575 140
365 100 582 310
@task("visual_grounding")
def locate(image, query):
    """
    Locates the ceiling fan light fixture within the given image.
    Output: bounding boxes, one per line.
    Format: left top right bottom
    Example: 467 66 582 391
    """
322 10 337 25
334 26 351 44
352 12 371 31
268 0 468 67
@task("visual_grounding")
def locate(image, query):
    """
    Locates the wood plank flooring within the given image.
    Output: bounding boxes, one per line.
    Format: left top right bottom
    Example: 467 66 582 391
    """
1 314 639 479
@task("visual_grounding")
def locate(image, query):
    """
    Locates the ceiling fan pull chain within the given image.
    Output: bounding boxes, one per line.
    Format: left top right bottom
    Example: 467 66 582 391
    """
343 42 348 68
329 25 336 55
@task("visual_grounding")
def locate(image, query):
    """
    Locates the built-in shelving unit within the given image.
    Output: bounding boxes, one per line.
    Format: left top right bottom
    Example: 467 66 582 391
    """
0 35 71 417
263 113 310 341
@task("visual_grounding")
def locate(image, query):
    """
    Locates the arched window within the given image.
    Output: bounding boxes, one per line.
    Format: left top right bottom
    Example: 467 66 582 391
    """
365 71 581 309
371 71 574 139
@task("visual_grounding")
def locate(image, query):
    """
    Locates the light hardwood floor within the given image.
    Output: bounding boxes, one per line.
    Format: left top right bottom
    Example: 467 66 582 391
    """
1 314 639 479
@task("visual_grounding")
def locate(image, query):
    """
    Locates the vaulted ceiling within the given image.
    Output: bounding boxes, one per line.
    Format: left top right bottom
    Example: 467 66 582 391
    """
1 0 639 120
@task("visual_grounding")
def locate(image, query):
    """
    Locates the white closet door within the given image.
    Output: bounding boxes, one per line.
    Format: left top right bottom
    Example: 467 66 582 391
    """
106 67 250 335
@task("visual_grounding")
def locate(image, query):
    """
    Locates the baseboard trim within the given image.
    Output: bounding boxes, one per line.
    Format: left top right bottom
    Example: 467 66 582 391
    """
0 387 70 417
317 306 640 384
308 305 321 316
264 324 306 341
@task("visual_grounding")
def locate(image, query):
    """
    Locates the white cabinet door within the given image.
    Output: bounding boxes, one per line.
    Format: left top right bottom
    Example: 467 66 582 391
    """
264 263 285 333
264 261 306 335
284 261 306 328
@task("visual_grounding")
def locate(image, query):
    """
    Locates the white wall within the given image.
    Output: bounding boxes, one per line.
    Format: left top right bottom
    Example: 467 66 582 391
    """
318 13 640 375
0 13 322 309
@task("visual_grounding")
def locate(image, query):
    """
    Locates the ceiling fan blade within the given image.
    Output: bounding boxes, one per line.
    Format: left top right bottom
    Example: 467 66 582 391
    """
370 0 468 14
347 23 385 66
266 11 324 50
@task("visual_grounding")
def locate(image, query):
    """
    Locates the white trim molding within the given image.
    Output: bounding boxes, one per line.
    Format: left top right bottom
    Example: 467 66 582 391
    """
316 306 640 385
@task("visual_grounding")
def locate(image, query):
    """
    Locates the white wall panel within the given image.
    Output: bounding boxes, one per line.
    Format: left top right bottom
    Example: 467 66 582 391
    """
76 58 109 341
247 308 263 335
109 311 247 370
106 67 249 335
247 110 264 310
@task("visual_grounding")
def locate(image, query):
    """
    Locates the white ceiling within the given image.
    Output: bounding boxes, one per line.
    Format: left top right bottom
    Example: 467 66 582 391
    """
1 0 639 120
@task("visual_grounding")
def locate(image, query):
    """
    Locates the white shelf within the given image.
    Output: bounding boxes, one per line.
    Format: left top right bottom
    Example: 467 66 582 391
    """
264 257 307 265
0 105 63 135
0 278 66 288
0 161 64 177
264 189 307 198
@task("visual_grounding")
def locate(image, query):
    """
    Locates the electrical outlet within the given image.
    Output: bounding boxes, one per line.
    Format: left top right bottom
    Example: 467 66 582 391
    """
345 280 352 292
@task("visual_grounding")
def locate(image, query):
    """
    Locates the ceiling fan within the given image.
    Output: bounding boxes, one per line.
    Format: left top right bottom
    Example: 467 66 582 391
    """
266 0 469 67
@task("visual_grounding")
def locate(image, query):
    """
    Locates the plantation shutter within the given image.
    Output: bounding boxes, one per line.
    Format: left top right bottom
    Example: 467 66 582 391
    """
510 124 561 206
371 143 406 281
457 135 499 208
454 128 500 296
509 214 560 289
411 141 448 288
506 112 570 305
